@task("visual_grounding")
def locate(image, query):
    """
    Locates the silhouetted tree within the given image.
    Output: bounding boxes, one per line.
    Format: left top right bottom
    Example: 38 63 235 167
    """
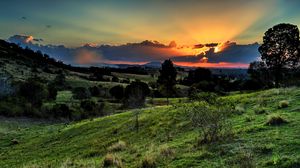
123 81 150 132
89 86 101 97
18 78 49 107
259 23 300 87
72 87 91 100
186 68 212 85
124 81 150 108
247 61 273 89
109 85 124 100
157 59 177 104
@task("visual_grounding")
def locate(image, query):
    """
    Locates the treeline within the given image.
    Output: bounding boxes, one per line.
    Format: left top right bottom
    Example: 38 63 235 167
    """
0 39 148 77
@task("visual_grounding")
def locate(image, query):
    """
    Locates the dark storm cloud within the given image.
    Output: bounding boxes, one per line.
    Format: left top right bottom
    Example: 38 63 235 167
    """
173 43 260 63
7 35 260 65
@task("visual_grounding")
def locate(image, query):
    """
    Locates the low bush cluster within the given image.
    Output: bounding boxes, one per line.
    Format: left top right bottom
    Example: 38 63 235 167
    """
186 102 233 144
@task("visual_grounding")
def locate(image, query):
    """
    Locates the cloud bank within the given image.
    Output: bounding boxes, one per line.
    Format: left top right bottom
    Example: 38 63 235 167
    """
7 35 260 68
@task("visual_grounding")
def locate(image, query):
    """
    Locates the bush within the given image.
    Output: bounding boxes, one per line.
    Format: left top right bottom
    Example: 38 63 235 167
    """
72 87 91 100
89 86 100 97
103 153 123 168
0 101 23 117
80 100 105 118
231 147 255 168
278 100 289 109
18 79 49 107
108 140 127 152
47 84 58 100
109 85 124 100
51 104 72 119
186 102 232 144
254 106 266 114
124 81 150 108
235 104 246 114
189 92 218 104
266 114 288 126
140 154 157 168
159 145 175 159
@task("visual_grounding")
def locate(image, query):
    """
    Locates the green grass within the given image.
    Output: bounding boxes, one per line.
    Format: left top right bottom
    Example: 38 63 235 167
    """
1 88 300 167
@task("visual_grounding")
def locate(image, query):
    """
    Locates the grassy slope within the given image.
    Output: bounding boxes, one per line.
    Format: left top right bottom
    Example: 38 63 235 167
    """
1 88 300 167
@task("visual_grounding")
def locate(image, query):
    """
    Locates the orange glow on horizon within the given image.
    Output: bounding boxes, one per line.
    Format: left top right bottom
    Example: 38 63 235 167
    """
174 61 249 68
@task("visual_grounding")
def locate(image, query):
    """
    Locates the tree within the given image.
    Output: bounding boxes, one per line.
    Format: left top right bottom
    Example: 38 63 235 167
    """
186 68 212 85
109 85 124 100
124 81 150 108
124 81 150 132
259 23 300 87
72 87 91 100
157 59 177 104
53 70 67 90
18 78 49 107
247 61 273 89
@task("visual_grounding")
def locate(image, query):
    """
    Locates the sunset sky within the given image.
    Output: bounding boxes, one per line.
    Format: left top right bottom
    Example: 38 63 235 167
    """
1 0 300 68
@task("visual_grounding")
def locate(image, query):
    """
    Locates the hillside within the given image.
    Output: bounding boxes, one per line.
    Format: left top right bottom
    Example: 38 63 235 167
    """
1 88 300 167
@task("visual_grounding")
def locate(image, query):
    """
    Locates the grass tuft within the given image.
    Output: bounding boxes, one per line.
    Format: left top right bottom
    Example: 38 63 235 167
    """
140 154 157 168
108 140 127 152
266 114 288 126
103 153 123 168
278 100 289 109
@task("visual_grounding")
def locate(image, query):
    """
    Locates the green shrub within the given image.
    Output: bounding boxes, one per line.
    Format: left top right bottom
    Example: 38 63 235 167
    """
189 92 218 104
266 114 288 126
140 154 157 168
0 101 23 117
235 104 246 114
186 102 233 144
159 145 175 158
18 79 49 107
254 107 266 114
231 147 255 168
108 140 127 152
50 104 72 119
278 100 289 109
72 87 91 100
103 153 123 168
80 100 105 118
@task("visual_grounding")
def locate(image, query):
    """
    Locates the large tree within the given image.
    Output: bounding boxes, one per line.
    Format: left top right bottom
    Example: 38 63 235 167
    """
259 23 300 87
157 59 177 104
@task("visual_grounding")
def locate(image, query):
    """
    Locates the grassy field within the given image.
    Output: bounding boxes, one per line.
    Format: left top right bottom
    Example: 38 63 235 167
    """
1 88 300 167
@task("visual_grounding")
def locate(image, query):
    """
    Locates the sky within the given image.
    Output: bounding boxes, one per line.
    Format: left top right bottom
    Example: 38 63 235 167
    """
1 0 300 68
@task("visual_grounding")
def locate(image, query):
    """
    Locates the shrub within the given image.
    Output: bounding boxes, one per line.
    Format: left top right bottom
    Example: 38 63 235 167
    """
235 104 246 114
51 104 72 119
266 114 288 126
140 154 157 168
187 102 232 144
231 147 255 168
159 145 175 158
109 85 124 100
189 92 218 104
89 86 100 97
108 140 127 152
254 107 266 114
47 84 58 100
103 153 123 168
11 139 19 145
112 76 119 82
72 87 91 100
124 81 150 108
278 100 289 109
80 100 105 118
18 79 49 107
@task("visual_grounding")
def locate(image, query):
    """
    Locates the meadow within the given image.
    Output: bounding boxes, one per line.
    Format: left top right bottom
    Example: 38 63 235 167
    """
1 88 299 167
